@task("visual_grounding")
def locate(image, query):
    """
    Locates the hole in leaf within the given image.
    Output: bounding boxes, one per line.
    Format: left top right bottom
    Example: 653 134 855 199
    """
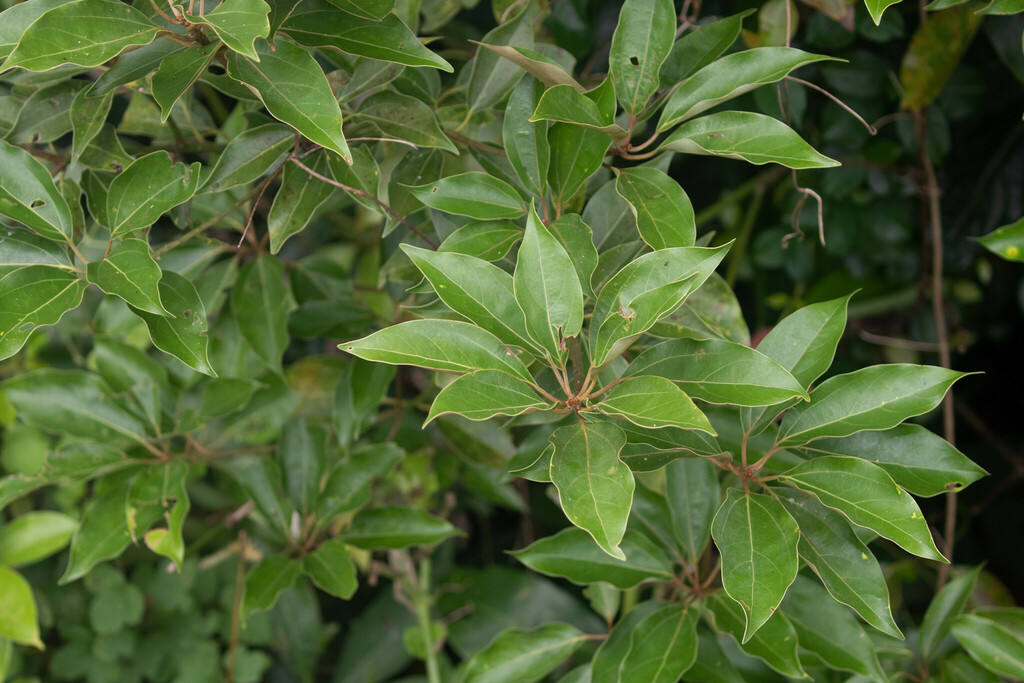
30 199 47 209
629 56 639 66
19 322 34 332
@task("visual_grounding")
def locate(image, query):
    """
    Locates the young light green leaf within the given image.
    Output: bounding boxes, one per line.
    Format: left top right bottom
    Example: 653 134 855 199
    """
628 337 807 406
0 265 85 361
283 6 452 71
504 76 550 197
0 140 74 242
864 0 902 25
130 270 216 376
406 172 526 221
666 457 720 564
439 221 522 261
712 488 800 641
530 84 629 138
919 564 982 660
778 364 967 446
659 10 753 84
342 319 534 383
608 0 675 114
152 42 220 121
3 0 161 72
242 556 301 619
186 0 270 61
106 151 201 235
303 538 358 599
267 151 333 254
781 456 946 562
86 238 167 315
779 489 902 639
549 421 633 560
0 566 41 648
592 603 699 683
796 424 986 497
467 5 536 113
658 47 838 130
356 90 457 152
462 623 585 683
341 507 463 549
203 123 293 192
614 167 696 250
596 376 714 433
226 39 351 162
231 254 294 369
70 87 114 164
512 527 674 588
657 111 840 169
977 215 1024 263
951 614 1024 679
703 593 805 678
0 511 77 568
513 204 584 361
426 371 551 424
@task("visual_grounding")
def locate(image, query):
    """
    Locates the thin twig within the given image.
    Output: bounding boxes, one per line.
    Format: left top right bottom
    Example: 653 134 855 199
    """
237 167 282 247
786 76 877 135
858 330 940 351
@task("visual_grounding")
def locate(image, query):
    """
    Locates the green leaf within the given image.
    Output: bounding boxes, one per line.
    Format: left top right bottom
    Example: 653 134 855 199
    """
0 511 77 567
477 43 585 92
513 204 584 361
657 111 839 169
202 122 293 192
942 653 1002 683
462 623 585 683
712 488 800 641
267 151 333 253
86 238 167 315
70 87 114 164
426 370 551 424
614 167 696 250
341 506 462 549
549 421 633 560
243 556 301 619
91 38 183 95
977 215 1024 262
547 78 615 207
608 0 676 114
342 319 535 383
0 0 72 61
512 527 674 588
406 172 526 221
0 443 135 513
0 265 85 361
659 10 752 84
356 90 457 152
278 418 326 516
325 0 394 20
334 361 395 449
686 628 745 683
951 614 1024 679
753 294 850 389
186 0 270 61
547 214 599 298
796 424 986 497
3 0 160 72
318 443 402 520
106 151 201 235
0 140 74 242
226 39 351 163
0 566 41 648
919 564 982 660
592 603 699 683
283 5 451 71
596 376 714 433
231 254 294 368
438 221 522 261
658 47 837 130
530 84 629 138
620 423 723 470
504 76 550 197
591 244 730 367
130 270 215 375
6 80 86 145
151 42 220 121
666 457 720 564
703 593 805 678
0 227 71 267
628 337 807 406
467 5 536 113
303 539 358 599
900 6 982 106
131 460 190 566
779 489 902 639
778 364 966 446
781 456 946 562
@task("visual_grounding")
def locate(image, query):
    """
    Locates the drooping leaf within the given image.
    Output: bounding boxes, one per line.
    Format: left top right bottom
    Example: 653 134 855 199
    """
3 0 161 72
712 488 800 641
504 76 550 198
462 623 585 683
665 457 720 564
0 566 41 648
0 140 74 242
530 84 629 138
778 364 967 446
426 370 552 424
202 122 293 192
977 215 1024 263
951 614 1024 679
614 167 696 250
129 270 215 376
106 151 201 235
0 265 85 361
226 39 351 162
608 0 676 114
596 376 714 433
512 527 674 588
0 511 77 568
231 254 294 369
703 593 806 678
86 238 168 315
242 556 301 619
186 0 270 61
781 456 946 562
303 539 358 599
657 111 839 169
151 42 220 121
477 42 585 91
592 603 700 683
919 564 983 660
341 507 463 549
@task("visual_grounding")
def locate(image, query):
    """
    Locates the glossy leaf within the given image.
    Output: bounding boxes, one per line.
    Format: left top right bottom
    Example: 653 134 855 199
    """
232 254 294 368
0 265 85 361
202 122 293 192
341 506 462 549
0 0 70 61
659 47 837 129
0 511 77 568
4 0 160 72
130 270 215 376
703 593 805 678
608 0 675 114
919 564 982 660
779 489 901 638
303 539 358 599
426 370 551 424
712 488 800 641
977 215 1024 263
592 603 699 683
86 238 167 315
226 39 351 162
406 172 526 220
754 293 851 388
243 556 301 619
0 140 74 242
504 76 550 197
658 111 839 169
951 614 1024 679
596 376 714 433
0 566 41 648
778 364 966 446
614 167 696 250
512 527 674 588
900 5 981 109
151 42 220 121
666 457 720 564
782 456 946 561
462 623 585 683
186 0 270 61
628 337 807 406
106 151 201 235
513 204 584 361
530 84 629 138
547 78 615 207
342 319 534 383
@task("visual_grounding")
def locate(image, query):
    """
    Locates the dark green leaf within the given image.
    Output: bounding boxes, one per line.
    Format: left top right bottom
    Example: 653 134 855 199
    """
325 0 394 20
427 370 551 423
703 593 806 678
504 76 550 197
90 39 183 95
919 564 982 660
608 0 676 114
356 90 457 152
70 87 114 164
334 361 395 449
547 78 614 207
614 167 696 250
341 506 462 549
659 10 752 84
303 539 358 599
202 122 293 192
232 254 294 368
186 0 270 61
0 227 71 267
86 237 167 315
243 555 301 619
462 623 585 683
0 265 85 361
666 457 720 564
467 5 536 112
200 377 261 418
477 42 585 91
593 603 699 683
6 80 86 144
596 376 714 432
278 418 327 516
0 0 71 61
267 151 333 253
106 151 201 235
547 214 599 297
619 422 723 471
0 140 74 242
130 270 216 376
151 42 220 121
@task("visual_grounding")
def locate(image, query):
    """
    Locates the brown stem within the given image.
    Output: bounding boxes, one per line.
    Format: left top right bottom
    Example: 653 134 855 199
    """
585 376 626 402
237 167 281 248
447 130 506 156
786 76 877 135
224 530 247 683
